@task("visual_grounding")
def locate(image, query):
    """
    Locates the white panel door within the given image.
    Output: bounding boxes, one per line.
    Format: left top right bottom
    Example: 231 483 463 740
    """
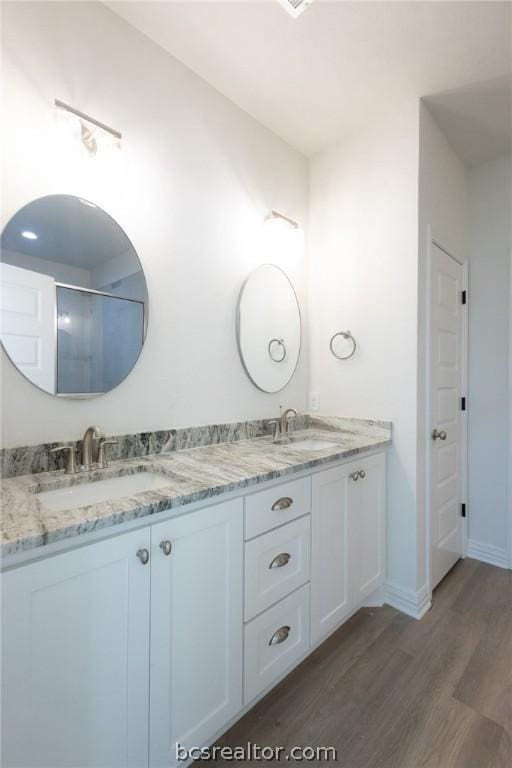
311 464 351 646
149 500 243 768
430 243 464 588
348 453 386 603
0 262 56 392
1 529 151 768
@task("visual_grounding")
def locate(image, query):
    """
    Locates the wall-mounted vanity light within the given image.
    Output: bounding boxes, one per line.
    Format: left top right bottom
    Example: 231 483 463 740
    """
267 210 300 229
54 99 122 156
263 209 304 263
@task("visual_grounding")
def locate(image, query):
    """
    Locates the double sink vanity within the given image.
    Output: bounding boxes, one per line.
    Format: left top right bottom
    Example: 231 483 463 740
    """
1 415 390 768
1 194 391 767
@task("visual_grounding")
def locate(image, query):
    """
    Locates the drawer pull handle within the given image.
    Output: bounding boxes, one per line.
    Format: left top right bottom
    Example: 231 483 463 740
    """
349 472 359 481
271 496 293 511
358 470 366 479
269 552 291 569
268 625 291 646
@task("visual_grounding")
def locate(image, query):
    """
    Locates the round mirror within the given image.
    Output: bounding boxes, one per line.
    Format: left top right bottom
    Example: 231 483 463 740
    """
0 195 147 396
237 264 301 393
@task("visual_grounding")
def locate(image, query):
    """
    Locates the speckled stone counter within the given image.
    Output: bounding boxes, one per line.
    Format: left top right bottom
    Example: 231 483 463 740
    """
1 417 391 558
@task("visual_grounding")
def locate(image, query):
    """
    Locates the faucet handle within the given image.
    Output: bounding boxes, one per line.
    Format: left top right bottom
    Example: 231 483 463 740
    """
49 445 77 474
267 419 281 440
98 439 118 469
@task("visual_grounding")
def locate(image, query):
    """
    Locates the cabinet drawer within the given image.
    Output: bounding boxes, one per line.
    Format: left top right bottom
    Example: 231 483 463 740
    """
245 516 310 621
245 515 311 621
245 477 311 539
244 584 310 705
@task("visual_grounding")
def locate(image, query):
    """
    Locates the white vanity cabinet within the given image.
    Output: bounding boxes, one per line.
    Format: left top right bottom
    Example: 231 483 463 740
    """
148 499 243 768
311 452 386 645
1 449 386 768
1 527 152 768
1 499 243 768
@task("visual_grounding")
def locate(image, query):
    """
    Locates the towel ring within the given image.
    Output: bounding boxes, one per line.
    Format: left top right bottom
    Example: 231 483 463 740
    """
268 338 287 363
330 330 357 360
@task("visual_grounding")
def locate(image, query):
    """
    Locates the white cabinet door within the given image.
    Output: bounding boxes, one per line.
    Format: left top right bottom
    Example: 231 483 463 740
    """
348 452 386 604
1 529 151 768
311 464 351 646
149 499 243 768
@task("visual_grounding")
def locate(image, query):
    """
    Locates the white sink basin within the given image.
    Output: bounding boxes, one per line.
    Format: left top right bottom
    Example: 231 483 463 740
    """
37 472 172 512
281 438 339 452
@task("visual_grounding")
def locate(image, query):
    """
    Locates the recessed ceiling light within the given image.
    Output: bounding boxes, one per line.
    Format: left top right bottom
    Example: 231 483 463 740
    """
276 0 315 19
21 230 38 240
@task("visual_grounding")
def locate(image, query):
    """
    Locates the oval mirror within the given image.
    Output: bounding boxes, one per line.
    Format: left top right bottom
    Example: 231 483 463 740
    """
237 264 301 393
0 194 147 396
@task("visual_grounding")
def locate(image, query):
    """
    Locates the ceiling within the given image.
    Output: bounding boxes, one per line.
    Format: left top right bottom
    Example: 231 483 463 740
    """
423 77 511 167
105 1 511 158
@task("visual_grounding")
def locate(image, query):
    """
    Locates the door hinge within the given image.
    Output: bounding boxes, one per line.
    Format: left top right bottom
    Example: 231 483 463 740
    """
461 396 466 411
461 290 467 305
461 503 466 518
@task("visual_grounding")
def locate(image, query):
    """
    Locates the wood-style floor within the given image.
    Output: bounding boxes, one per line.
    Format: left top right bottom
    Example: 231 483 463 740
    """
214 559 512 767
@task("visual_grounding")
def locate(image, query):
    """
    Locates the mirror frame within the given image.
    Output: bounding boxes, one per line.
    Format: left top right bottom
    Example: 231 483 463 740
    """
236 263 302 393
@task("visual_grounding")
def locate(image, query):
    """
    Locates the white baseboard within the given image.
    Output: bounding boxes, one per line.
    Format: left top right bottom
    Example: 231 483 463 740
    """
362 585 385 608
384 581 431 620
467 539 509 569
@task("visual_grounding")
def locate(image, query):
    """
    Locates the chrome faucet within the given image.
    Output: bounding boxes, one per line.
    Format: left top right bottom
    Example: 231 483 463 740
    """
49 425 118 473
81 425 105 470
268 408 298 440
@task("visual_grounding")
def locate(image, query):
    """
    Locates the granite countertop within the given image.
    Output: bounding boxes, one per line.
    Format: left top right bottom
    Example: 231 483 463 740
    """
0 417 391 558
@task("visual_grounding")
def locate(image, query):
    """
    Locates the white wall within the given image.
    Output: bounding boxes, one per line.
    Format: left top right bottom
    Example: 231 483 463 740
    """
0 1 309 448
467 155 511 554
308 101 421 594
418 102 468 589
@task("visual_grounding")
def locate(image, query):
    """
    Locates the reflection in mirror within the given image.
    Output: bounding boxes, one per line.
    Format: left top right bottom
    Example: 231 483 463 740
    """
237 264 301 393
0 195 147 396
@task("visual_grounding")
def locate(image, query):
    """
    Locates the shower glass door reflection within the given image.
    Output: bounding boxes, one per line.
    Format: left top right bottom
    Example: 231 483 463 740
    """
57 286 144 395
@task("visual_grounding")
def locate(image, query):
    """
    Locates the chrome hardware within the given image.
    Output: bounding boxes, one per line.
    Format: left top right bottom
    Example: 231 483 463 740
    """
81 425 105 470
136 548 150 565
271 496 293 511
268 625 291 646
267 419 281 439
98 439 118 469
431 429 447 441
268 338 287 363
49 445 77 474
358 470 366 479
330 330 357 360
268 408 298 440
269 552 291 569
159 540 172 556
281 408 297 435
349 472 359 481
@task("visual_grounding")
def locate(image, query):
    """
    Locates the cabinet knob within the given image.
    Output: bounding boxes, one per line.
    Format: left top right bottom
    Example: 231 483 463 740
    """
358 470 366 479
268 625 291 646
136 548 150 565
431 429 447 441
271 496 293 511
159 540 172 556
269 552 291 569
349 472 359 481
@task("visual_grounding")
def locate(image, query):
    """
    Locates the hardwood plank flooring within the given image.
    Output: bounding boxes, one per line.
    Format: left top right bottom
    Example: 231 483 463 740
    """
209 559 512 767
